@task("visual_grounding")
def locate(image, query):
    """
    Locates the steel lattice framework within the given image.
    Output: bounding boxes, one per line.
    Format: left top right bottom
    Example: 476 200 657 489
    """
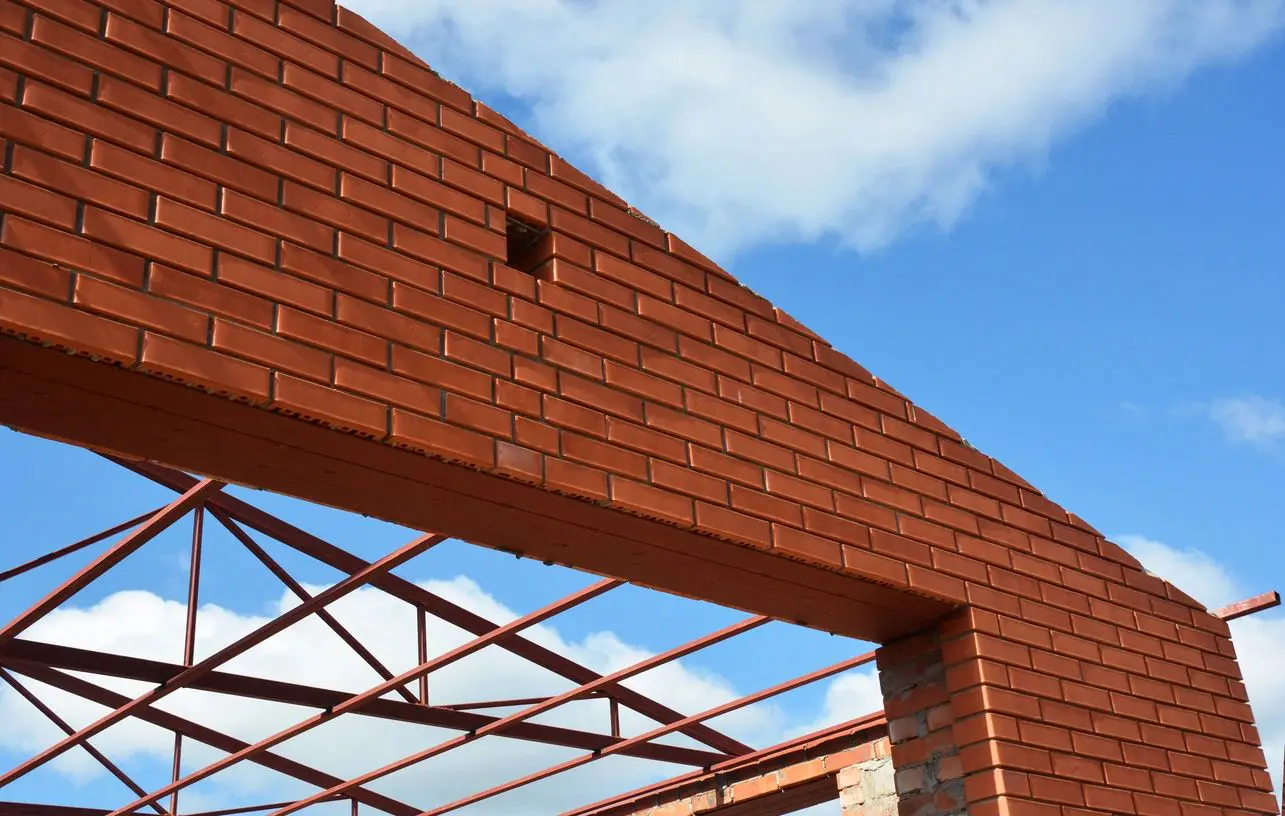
0 449 909 816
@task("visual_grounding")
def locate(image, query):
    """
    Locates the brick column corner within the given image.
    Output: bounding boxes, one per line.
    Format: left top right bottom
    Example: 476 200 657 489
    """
877 630 967 816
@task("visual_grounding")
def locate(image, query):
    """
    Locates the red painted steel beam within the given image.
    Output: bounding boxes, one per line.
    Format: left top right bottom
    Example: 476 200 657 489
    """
102 578 622 816
0 531 443 789
412 650 877 816
211 510 421 705
0 801 339 816
1213 591 1281 622
116 456 754 757
0 669 168 816
268 615 770 816
6 662 420 816
0 639 725 766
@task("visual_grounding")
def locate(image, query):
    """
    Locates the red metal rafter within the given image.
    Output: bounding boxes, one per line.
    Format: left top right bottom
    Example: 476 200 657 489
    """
115 456 754 757
210 509 421 705
264 614 771 816
101 578 623 816
408 650 877 816
0 531 445 789
5 662 420 816
0 507 164 585
0 799 346 816
0 640 725 767
0 478 223 648
169 506 205 816
0 669 168 816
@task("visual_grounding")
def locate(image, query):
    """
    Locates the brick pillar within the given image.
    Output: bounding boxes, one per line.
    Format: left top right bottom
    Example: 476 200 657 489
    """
838 754 897 816
877 630 967 816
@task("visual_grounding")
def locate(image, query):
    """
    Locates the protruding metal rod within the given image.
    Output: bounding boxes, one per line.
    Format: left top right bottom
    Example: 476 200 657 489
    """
1213 591 1281 622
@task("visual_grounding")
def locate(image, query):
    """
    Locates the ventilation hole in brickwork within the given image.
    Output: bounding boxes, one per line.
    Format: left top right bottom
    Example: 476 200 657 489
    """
504 214 550 275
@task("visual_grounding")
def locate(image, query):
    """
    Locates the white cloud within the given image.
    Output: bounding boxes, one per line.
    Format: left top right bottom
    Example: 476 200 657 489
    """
1207 395 1285 448
341 0 1285 259
1119 534 1285 798
0 578 856 814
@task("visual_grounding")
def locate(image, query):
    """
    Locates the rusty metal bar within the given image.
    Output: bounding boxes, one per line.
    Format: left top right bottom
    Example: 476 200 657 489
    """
0 669 168 816
413 649 876 816
4 662 420 816
417 606 428 705
0 531 444 789
266 614 770 816
102 578 622 816
0 639 725 766
170 505 205 816
0 507 164 584
609 697 621 738
0 479 223 648
115 457 753 757
211 509 420 705
440 695 554 711
0 799 346 816
1213 591 1281 622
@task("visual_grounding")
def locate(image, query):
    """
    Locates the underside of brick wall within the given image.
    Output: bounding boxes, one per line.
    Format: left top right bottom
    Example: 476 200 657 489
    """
0 1 1278 814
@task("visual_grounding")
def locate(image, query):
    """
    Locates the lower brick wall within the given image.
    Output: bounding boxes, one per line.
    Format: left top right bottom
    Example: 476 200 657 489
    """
838 756 897 816
878 631 967 816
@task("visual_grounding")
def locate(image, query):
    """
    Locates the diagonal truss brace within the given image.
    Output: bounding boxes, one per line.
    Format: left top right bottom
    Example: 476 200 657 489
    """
115 456 754 758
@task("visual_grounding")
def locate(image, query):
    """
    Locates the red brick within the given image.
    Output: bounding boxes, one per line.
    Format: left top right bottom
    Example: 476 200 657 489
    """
694 503 770 548
167 73 279 140
610 477 693 526
0 100 84 161
31 82 158 155
74 276 207 344
390 410 495 470
394 165 486 224
393 224 489 281
393 345 492 402
0 285 138 362
1 30 95 96
33 15 160 90
278 3 377 67
138 331 268 402
772 525 842 568
233 12 338 79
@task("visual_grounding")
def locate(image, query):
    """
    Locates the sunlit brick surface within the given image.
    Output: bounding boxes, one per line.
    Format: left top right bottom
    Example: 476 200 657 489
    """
0 0 1277 814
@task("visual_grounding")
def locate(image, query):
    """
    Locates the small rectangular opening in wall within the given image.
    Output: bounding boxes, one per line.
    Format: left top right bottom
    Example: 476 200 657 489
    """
505 214 549 275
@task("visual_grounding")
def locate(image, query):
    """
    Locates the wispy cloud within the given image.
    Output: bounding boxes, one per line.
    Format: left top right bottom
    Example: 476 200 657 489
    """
345 0 1285 260
1206 395 1285 448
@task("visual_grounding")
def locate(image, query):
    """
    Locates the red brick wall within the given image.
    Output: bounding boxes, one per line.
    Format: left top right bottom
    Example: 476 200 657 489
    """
0 1 1277 814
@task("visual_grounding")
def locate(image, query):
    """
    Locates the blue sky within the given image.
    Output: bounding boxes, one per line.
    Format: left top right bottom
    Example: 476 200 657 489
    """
3 2 1285 814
